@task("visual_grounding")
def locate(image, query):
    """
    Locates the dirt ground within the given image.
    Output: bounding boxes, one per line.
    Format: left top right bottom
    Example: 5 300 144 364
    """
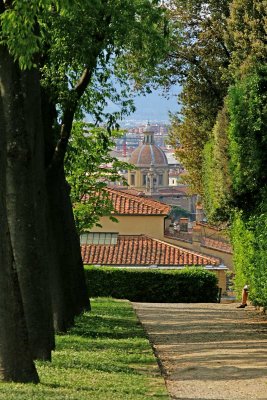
133 302 267 400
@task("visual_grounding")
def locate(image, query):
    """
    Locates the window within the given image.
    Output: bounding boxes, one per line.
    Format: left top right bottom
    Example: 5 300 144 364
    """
80 232 118 245
130 174 135 185
142 174 147 185
158 174 163 185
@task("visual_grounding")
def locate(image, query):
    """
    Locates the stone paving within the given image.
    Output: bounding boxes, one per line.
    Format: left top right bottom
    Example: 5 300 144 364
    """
133 302 267 400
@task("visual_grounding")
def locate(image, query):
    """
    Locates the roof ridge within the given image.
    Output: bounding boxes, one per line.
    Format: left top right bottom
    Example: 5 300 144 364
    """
106 187 170 210
143 235 220 263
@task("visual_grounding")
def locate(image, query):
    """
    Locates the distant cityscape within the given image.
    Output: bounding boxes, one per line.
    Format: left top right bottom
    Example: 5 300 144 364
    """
112 122 175 162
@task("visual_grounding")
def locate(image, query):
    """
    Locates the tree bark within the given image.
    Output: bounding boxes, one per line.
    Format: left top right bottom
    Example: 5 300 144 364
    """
41 88 90 333
0 209 39 383
46 165 90 332
0 62 39 383
0 45 54 360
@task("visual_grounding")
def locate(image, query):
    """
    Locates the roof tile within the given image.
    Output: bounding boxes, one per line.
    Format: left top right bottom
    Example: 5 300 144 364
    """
202 237 233 254
81 235 220 266
105 187 170 215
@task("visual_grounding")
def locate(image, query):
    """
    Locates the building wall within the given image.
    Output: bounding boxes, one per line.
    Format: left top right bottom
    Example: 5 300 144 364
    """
92 214 166 240
214 269 227 293
128 168 169 190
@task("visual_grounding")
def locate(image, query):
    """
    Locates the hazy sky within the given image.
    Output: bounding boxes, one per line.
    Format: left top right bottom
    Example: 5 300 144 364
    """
129 87 181 122
86 86 181 124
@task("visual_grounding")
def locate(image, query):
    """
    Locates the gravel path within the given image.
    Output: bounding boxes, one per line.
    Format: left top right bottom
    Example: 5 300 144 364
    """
132 303 267 400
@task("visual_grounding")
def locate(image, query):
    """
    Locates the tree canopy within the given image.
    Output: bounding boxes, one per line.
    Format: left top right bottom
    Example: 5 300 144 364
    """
166 0 231 193
167 0 267 306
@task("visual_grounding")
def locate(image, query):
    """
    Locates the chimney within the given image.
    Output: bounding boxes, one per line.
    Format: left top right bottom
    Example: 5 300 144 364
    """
179 217 189 232
196 204 204 222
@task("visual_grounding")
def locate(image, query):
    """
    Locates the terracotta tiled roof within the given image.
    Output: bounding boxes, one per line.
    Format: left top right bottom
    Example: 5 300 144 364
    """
195 222 224 231
202 237 233 254
109 186 145 196
81 235 220 266
157 186 189 196
105 187 171 215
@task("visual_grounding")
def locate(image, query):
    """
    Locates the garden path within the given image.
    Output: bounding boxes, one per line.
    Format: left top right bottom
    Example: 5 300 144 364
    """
133 302 267 400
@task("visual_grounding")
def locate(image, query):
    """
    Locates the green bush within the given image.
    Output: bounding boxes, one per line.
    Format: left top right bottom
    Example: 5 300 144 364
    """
231 211 267 307
85 266 219 303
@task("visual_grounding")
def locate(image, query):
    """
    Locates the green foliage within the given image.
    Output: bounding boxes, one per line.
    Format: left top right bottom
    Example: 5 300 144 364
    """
0 298 168 400
231 211 267 308
167 0 231 194
227 65 267 214
222 4 267 308
65 122 129 233
169 114 208 195
227 0 267 77
85 266 219 303
165 1 267 308
202 106 232 223
249 212 267 307
1 1 168 123
0 1 69 69
230 212 254 296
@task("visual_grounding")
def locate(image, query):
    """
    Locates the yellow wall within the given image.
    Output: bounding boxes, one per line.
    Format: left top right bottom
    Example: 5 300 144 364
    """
216 269 227 292
92 214 166 240
128 168 169 190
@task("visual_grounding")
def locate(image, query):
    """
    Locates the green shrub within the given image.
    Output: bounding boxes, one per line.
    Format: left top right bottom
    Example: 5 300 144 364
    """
85 266 218 303
231 210 267 307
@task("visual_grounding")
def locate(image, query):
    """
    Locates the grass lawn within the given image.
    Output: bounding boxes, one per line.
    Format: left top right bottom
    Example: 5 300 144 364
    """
0 298 168 400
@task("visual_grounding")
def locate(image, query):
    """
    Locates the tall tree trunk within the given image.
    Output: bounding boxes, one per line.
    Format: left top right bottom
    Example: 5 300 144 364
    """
0 207 39 383
41 92 90 332
46 165 90 332
0 46 54 360
0 72 39 384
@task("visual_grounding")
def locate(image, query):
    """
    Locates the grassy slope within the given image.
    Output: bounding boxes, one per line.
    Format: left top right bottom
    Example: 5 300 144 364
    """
0 298 168 400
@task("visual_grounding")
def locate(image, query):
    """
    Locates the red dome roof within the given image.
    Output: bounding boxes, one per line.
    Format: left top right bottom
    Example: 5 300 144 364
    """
129 144 168 166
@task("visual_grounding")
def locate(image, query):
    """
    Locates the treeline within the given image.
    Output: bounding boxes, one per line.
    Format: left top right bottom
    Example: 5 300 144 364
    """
167 0 267 305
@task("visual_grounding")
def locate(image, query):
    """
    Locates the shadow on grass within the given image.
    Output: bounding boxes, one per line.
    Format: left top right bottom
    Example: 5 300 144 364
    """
68 313 146 339
48 300 157 377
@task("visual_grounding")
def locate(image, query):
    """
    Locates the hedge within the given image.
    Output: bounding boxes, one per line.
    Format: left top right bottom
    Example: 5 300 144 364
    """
85 266 219 303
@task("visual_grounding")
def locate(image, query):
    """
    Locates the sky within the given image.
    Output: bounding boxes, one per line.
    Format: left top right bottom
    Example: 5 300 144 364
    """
86 86 181 126
126 87 181 124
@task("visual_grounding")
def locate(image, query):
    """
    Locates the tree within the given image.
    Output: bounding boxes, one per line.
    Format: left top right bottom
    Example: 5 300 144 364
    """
227 0 267 78
163 0 267 306
202 0 267 304
202 106 232 222
166 0 231 194
65 123 129 233
0 76 39 382
0 0 168 382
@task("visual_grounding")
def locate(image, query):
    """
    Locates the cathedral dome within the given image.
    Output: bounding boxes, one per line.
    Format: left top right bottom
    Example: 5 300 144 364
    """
129 126 168 167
